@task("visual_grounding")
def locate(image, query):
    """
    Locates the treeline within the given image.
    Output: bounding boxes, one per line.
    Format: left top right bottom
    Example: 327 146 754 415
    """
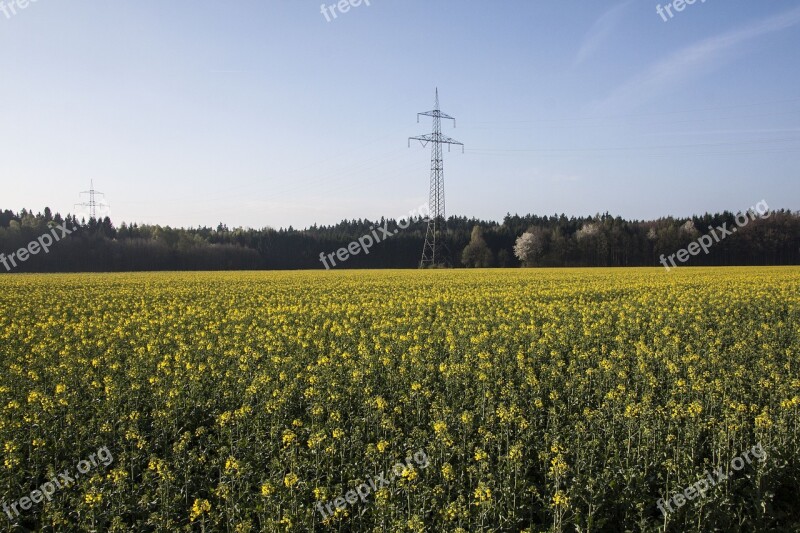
0 207 798 272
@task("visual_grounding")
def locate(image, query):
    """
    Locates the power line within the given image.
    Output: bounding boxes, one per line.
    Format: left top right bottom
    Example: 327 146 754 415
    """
466 137 800 154
465 96 800 126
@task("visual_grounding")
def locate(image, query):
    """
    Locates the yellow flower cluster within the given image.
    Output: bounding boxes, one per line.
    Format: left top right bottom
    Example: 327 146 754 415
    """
0 267 796 530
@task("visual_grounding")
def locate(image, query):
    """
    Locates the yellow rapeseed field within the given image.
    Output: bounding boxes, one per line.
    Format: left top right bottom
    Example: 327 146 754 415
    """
0 268 798 532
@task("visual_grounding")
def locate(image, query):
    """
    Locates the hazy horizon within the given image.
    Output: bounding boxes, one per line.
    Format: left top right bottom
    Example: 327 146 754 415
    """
2 1 799 229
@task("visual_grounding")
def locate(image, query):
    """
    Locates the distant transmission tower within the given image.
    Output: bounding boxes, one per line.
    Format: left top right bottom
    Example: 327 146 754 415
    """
408 88 463 267
75 180 109 219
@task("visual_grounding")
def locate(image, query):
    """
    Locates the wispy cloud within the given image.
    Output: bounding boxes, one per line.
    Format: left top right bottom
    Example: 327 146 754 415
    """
595 6 800 111
575 0 633 65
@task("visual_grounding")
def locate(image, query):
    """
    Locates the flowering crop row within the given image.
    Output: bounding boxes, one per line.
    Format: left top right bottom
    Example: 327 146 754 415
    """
0 267 798 531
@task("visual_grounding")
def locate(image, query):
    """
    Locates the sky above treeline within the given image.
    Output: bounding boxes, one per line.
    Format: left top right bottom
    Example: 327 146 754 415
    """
1 0 799 229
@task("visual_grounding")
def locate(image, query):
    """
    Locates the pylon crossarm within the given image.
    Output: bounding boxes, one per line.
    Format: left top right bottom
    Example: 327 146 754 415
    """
409 137 431 148
418 110 456 123
438 135 463 148
410 134 462 148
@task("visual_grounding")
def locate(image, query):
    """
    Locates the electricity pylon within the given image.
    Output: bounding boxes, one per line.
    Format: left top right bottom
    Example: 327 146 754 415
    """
408 89 463 267
75 180 109 220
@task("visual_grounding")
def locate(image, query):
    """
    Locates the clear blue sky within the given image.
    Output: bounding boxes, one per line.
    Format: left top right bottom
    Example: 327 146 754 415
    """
1 0 799 229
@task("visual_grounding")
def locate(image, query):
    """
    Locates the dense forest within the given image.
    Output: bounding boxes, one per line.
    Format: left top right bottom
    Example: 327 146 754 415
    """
0 206 798 272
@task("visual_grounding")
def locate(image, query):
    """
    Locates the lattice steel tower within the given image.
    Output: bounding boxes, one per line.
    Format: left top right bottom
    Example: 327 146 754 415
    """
75 180 109 219
408 89 463 267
